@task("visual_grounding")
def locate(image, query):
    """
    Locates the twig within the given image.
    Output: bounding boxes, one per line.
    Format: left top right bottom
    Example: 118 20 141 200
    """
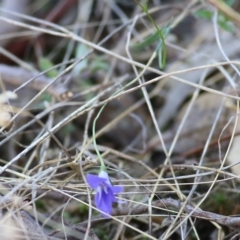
113 198 240 228
207 0 240 26
0 0 28 47
0 64 71 101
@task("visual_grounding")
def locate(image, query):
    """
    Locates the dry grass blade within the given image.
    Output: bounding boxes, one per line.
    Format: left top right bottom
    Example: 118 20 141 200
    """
1 1 240 239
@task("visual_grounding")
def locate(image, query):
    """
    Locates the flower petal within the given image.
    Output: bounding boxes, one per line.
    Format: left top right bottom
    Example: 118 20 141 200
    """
95 186 102 204
95 189 113 216
106 187 117 202
86 174 105 188
98 171 111 185
87 171 124 217
110 186 125 203
112 185 123 194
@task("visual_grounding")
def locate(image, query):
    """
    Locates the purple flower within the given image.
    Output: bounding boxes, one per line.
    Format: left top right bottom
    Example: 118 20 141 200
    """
86 171 123 216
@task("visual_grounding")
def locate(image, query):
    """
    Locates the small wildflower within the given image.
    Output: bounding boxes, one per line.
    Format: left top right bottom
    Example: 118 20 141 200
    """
86 171 123 216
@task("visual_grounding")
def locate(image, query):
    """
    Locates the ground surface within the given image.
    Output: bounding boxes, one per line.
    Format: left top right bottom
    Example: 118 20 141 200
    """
0 1 240 239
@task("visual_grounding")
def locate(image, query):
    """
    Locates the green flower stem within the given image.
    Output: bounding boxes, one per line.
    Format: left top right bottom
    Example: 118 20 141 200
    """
92 51 157 171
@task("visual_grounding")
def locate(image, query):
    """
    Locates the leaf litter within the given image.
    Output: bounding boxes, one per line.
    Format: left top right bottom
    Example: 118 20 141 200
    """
0 1 240 239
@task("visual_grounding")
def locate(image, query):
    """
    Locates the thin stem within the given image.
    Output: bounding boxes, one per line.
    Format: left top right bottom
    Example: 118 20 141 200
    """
92 52 157 171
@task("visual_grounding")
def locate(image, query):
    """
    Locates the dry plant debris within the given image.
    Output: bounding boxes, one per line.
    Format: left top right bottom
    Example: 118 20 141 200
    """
0 0 240 239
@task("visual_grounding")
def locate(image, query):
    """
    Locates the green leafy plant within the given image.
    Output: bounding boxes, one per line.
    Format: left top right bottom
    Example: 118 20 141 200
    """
194 0 235 32
135 1 167 69
39 57 58 78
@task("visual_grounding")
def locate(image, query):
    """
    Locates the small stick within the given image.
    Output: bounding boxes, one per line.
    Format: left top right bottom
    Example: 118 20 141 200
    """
0 64 72 101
